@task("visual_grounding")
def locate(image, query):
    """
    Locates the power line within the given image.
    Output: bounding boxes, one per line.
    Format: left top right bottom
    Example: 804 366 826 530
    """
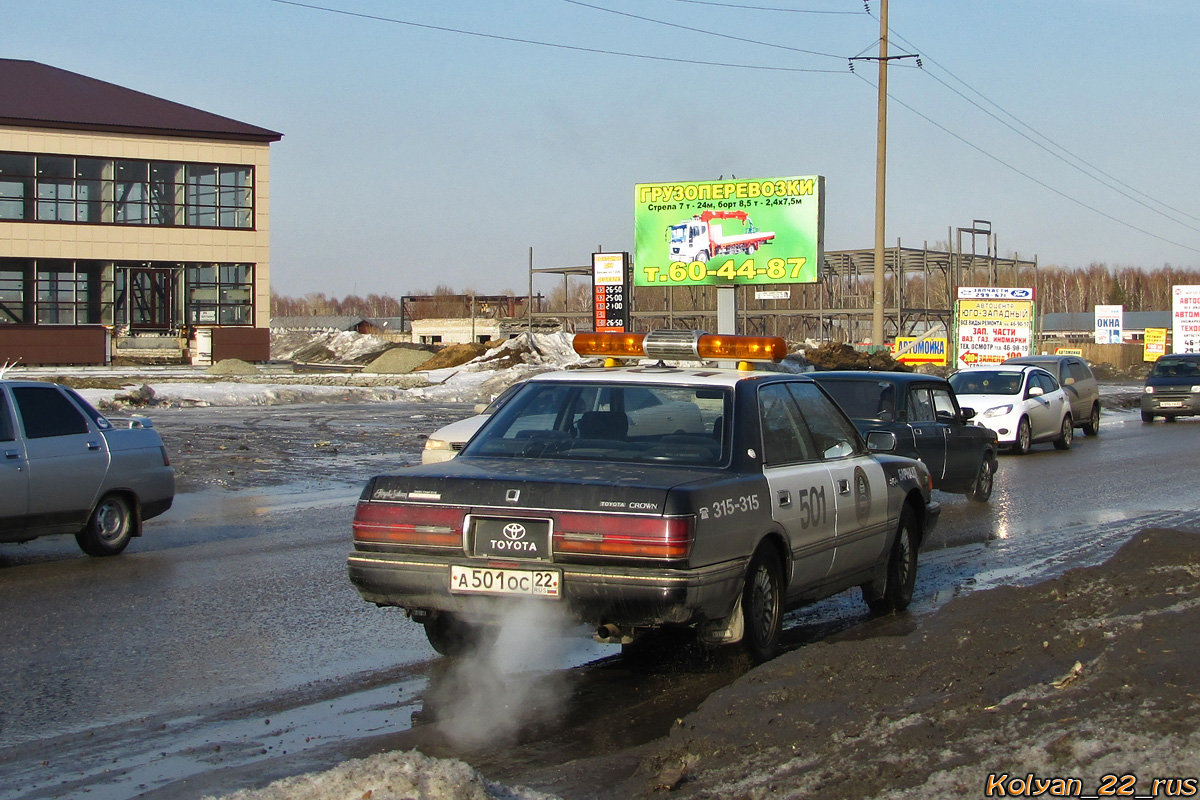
874 16 1200 232
667 0 865 14
269 0 847 73
559 0 848 59
852 73 1200 255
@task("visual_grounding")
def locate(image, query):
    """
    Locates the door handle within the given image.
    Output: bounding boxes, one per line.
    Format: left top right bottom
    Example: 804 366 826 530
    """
777 490 791 508
838 479 851 495
86 441 101 451
4 449 19 459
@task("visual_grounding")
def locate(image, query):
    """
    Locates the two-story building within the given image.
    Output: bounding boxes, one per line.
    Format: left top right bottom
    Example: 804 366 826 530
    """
0 59 281 364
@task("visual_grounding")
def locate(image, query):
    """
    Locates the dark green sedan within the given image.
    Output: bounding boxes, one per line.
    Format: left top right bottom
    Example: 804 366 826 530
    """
811 371 999 502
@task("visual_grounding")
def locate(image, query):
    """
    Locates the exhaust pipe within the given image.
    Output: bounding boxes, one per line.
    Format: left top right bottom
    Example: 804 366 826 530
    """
595 623 622 641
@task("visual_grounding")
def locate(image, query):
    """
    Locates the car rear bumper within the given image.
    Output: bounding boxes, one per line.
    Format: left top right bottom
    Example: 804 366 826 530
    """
347 551 746 628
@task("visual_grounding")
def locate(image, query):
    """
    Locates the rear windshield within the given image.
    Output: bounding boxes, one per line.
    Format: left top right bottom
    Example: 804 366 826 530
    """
949 370 1024 395
816 379 895 422
1150 358 1200 379
463 381 731 466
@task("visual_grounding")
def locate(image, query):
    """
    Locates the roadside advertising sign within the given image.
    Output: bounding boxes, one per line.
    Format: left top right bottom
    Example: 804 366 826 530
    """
1094 304 1123 344
1055 347 1083 356
1144 327 1168 362
633 176 824 287
592 252 630 333
953 287 1035 368
1172 285 1200 354
892 337 948 366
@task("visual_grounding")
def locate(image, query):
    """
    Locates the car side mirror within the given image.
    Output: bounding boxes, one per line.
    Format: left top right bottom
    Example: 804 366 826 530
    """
1063 376 1075 386
960 407 976 421
1028 386 1045 398
865 430 897 453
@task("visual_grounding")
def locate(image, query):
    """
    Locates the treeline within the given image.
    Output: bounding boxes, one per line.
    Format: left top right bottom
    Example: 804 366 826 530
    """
271 264 1200 319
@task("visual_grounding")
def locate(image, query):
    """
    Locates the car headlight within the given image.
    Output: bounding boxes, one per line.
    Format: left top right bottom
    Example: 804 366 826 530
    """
424 438 453 451
1144 386 1154 394
981 404 1013 418
1192 385 1200 393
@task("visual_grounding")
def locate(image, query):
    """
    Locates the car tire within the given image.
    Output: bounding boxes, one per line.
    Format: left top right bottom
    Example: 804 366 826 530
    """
1053 415 1073 450
697 250 710 264
967 455 995 502
422 612 493 657
75 493 136 557
1012 417 1032 455
1082 404 1101 436
1165 415 1178 423
1142 411 1155 424
741 546 784 663
866 507 919 616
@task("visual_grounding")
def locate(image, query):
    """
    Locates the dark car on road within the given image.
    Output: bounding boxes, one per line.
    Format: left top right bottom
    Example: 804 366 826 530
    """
1004 354 1101 435
1141 353 1200 423
349 331 940 663
811 371 999 502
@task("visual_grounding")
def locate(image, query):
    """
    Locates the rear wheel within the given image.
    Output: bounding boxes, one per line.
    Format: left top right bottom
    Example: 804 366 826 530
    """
1082 404 1101 436
967 455 995 502
865 507 919 615
76 493 135 557
1053 415 1073 450
741 546 784 662
422 612 493 657
1012 417 1032 455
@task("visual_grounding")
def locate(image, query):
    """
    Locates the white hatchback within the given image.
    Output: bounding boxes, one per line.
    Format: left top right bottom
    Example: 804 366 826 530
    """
948 365 1073 454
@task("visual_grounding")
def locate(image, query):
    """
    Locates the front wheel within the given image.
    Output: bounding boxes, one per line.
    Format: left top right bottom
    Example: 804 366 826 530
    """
696 250 710 264
1012 417 1032 455
741 546 784 662
1141 411 1155 424
967 455 995 502
76 493 135 556
865 507 919 615
1053 415 1073 450
1082 405 1100 436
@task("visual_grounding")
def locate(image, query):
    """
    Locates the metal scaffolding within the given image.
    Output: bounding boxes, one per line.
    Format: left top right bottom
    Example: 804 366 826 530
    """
529 241 1037 344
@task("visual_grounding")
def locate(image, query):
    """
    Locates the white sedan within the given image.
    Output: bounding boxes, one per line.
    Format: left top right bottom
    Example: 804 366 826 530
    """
421 383 523 464
948 365 1073 454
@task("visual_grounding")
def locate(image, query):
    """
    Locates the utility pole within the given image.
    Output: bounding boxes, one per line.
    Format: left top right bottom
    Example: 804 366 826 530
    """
872 0 889 347
851 0 917 347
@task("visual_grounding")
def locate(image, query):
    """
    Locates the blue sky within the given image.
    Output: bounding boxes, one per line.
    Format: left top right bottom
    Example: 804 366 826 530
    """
5 1 1198 297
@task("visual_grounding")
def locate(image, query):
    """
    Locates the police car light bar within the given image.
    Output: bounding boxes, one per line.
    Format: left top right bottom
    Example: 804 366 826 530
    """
573 330 787 363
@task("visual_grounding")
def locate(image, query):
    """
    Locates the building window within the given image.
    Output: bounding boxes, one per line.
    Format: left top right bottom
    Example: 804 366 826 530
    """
186 263 253 325
0 267 26 323
36 263 99 324
0 151 254 229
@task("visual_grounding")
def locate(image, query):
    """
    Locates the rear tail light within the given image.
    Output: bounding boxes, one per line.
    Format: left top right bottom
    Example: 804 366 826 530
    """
353 502 466 548
553 512 694 560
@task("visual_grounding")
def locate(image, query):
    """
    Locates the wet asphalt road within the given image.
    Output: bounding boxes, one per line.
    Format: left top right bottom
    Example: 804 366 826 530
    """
1 403 1199 799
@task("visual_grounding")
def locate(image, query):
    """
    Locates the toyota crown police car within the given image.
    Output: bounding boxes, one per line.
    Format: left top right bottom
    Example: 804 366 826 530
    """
349 331 940 662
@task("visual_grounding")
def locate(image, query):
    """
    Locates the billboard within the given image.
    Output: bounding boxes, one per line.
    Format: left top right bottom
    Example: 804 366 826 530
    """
1094 305 1123 344
592 252 629 333
954 287 1035 368
892 336 948 366
1144 327 1168 362
633 176 824 287
1172 285 1200 354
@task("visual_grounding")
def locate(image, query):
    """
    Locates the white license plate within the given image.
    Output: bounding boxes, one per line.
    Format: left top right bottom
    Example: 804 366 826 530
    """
1160 401 1184 408
450 565 561 598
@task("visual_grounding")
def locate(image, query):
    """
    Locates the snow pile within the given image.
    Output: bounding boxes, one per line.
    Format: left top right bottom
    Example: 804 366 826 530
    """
408 333 586 403
200 748 559 800
272 329 396 364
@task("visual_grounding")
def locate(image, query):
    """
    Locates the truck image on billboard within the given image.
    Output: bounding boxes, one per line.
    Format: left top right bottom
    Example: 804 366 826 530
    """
634 176 824 287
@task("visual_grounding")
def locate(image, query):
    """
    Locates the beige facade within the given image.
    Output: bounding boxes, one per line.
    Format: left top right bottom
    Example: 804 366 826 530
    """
0 125 273 329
